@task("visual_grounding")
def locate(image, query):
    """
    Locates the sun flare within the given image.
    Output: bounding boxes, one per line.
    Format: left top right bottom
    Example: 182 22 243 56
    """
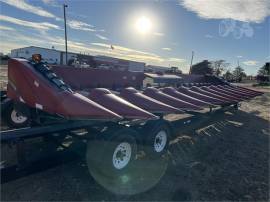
135 16 152 34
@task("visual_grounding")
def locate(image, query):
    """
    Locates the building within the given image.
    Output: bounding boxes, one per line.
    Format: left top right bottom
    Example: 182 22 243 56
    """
10 46 78 65
145 65 170 73
10 46 145 71
94 55 145 72
143 73 182 87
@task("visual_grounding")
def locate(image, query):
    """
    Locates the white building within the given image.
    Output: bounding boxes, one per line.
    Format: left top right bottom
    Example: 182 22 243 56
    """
94 55 145 72
10 46 77 65
143 73 182 87
145 65 170 73
10 46 146 71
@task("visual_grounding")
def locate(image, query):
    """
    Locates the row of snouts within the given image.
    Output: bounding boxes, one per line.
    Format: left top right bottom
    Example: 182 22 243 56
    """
75 84 263 121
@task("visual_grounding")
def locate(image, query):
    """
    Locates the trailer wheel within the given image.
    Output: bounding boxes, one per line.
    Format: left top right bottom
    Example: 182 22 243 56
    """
5 103 31 128
86 128 137 174
143 120 171 158
86 127 169 195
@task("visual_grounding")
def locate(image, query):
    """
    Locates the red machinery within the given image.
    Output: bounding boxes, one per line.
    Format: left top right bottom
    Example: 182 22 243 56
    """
1 57 263 195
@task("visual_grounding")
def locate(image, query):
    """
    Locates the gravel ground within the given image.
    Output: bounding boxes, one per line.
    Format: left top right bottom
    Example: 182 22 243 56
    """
1 87 269 201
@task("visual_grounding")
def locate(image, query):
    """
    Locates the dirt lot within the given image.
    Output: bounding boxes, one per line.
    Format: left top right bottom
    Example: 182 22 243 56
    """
1 86 269 201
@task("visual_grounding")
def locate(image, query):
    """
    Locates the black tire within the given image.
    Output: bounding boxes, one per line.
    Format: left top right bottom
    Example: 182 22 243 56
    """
86 127 138 175
143 120 171 158
4 102 31 128
86 127 170 195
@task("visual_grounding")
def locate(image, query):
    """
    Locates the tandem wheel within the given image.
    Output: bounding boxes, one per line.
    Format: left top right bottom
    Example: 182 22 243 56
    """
86 127 138 175
142 120 172 158
86 126 169 195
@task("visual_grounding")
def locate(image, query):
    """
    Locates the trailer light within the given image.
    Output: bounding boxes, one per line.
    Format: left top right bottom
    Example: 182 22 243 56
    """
32 54 42 63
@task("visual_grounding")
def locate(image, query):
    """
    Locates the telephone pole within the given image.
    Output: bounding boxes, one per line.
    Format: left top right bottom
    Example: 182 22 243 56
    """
189 51 194 74
63 4 68 65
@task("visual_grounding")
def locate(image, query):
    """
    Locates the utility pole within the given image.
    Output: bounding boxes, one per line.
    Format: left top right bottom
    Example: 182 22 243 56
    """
63 4 68 65
189 51 194 74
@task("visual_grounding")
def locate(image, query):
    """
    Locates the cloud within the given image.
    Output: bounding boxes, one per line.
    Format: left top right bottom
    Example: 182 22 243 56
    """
92 43 162 58
0 28 187 69
1 0 104 32
153 32 164 36
0 14 60 31
91 43 111 49
0 0 58 19
243 60 258 66
67 20 106 33
95 34 108 40
236 55 243 58
91 42 165 63
1 27 166 64
41 0 60 7
162 48 171 51
168 58 186 63
180 0 270 23
67 20 96 32
205 34 213 38
0 25 15 31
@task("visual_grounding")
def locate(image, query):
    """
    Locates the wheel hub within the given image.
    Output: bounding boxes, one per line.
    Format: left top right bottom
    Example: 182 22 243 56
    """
154 130 167 153
112 142 132 170
11 109 28 124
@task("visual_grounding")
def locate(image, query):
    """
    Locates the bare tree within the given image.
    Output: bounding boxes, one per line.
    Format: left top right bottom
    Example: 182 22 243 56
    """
223 70 234 81
233 66 246 82
211 60 230 76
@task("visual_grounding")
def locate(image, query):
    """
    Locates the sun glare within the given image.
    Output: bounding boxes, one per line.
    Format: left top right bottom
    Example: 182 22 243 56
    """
136 16 152 34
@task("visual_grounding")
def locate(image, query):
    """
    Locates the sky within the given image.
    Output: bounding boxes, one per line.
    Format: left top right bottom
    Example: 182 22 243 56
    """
0 0 269 75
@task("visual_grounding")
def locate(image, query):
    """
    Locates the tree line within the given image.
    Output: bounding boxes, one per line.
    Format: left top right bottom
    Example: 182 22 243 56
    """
190 60 269 83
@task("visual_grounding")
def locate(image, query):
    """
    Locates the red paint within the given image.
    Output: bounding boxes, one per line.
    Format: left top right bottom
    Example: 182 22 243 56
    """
143 87 202 110
7 58 122 120
52 66 144 90
87 88 158 120
120 87 182 114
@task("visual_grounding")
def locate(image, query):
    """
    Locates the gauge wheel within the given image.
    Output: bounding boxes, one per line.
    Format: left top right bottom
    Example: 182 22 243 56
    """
143 120 171 158
5 103 31 128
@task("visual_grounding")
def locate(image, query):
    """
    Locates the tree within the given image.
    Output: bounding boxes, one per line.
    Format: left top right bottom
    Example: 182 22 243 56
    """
165 66 182 74
257 63 270 83
223 70 234 81
211 60 230 76
233 66 246 82
190 60 213 75
257 62 270 76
